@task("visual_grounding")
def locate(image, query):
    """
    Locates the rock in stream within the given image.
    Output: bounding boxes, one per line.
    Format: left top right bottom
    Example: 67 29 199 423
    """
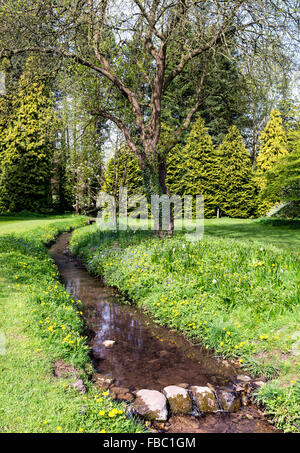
163 386 192 415
134 389 168 421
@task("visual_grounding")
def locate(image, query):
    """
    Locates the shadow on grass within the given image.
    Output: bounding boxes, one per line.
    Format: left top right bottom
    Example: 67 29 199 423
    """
203 219 300 252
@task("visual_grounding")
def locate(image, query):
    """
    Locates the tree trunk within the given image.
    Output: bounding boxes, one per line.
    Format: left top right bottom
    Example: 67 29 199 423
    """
139 152 174 235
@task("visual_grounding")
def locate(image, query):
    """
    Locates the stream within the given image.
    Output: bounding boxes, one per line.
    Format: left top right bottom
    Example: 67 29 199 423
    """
49 233 278 433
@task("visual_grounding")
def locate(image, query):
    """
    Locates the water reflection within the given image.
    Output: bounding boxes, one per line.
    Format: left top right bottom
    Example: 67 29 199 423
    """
50 235 236 390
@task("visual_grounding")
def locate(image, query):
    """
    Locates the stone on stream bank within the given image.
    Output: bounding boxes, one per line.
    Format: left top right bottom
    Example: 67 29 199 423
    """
190 386 219 413
110 386 135 402
163 386 193 415
219 389 241 412
93 373 115 390
90 374 254 422
134 390 168 421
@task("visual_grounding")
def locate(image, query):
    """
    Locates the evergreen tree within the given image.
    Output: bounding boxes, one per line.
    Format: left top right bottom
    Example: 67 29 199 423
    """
167 117 220 218
166 143 185 196
200 54 248 145
0 56 55 212
218 126 257 218
256 109 289 215
103 145 144 205
262 120 300 217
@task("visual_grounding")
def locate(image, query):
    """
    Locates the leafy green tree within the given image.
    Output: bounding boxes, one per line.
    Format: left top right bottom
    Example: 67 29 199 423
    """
200 54 248 145
167 117 220 218
166 143 185 197
218 126 256 218
54 65 108 214
103 145 144 202
262 120 300 217
1 1 298 231
0 56 55 212
256 109 289 215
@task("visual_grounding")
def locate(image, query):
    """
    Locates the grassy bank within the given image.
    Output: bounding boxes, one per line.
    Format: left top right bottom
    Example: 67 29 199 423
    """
0 215 144 433
70 221 300 432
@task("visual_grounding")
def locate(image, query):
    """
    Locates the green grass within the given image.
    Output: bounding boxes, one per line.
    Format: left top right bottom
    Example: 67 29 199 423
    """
0 215 144 433
70 221 300 432
0 214 77 235
203 218 300 252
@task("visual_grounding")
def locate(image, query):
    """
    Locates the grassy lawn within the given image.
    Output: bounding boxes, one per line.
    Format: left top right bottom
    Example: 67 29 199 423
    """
0 214 77 235
204 218 300 252
71 221 300 432
0 215 144 433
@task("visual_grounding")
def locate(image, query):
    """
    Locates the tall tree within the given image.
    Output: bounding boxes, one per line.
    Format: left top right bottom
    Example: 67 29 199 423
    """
0 56 55 212
167 116 220 218
54 64 108 214
103 145 143 199
0 1 298 229
199 53 248 145
262 118 300 218
218 126 256 218
256 109 289 216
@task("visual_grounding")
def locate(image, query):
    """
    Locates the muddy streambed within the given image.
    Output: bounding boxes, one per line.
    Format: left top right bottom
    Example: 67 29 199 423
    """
50 233 277 433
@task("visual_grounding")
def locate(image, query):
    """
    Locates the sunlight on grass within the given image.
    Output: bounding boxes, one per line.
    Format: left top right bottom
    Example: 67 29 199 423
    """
71 223 300 432
0 217 145 433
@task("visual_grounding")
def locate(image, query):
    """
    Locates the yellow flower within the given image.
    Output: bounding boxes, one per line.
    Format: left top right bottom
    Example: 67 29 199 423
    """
99 410 106 416
226 331 231 336
57 426 61 431
100 429 106 433
102 391 109 396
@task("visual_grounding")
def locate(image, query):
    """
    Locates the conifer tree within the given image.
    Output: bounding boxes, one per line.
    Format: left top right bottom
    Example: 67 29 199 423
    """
103 145 144 202
218 126 256 218
167 117 220 218
262 120 300 217
166 143 185 196
256 109 288 215
0 56 55 212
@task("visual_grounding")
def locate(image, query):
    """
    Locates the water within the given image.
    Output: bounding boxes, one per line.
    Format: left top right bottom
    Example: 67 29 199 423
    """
49 233 277 433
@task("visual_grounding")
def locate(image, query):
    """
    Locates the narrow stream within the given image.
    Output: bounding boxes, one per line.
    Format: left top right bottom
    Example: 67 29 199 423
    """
50 233 277 433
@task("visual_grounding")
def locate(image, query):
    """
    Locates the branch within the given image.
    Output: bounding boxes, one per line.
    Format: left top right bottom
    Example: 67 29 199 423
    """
97 108 139 157
164 0 244 90
133 0 165 41
1 44 146 141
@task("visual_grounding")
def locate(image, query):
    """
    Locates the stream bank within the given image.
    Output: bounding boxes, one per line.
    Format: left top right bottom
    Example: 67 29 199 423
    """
50 233 278 433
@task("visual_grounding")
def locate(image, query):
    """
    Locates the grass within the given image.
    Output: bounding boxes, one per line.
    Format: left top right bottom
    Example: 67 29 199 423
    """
0 213 77 236
203 218 300 252
70 219 300 433
0 215 145 433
